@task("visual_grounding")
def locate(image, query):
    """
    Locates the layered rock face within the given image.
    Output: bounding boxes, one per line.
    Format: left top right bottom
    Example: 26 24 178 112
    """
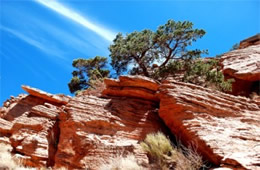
1 43 259 169
54 76 163 169
0 86 69 167
158 79 260 169
102 75 159 102
1 75 259 169
220 35 260 96
0 76 164 169
239 34 260 49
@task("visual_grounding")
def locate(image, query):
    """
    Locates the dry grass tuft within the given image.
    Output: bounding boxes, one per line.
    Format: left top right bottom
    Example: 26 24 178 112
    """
99 154 143 170
140 132 172 165
0 143 34 170
141 132 203 170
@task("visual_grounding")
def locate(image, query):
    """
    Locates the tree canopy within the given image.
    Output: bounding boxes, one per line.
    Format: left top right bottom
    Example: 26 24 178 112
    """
109 20 207 77
68 19 234 94
68 56 109 94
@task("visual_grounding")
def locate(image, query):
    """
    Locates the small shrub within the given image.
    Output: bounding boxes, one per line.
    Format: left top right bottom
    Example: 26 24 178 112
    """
141 132 203 170
99 154 143 170
157 58 235 92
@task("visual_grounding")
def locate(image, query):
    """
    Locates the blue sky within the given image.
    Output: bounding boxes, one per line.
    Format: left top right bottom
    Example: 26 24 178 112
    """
0 0 259 104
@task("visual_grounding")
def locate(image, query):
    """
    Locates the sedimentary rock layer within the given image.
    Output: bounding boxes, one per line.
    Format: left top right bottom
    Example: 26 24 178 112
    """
0 87 64 167
157 79 260 169
54 95 163 169
102 75 160 101
0 82 164 169
220 44 260 81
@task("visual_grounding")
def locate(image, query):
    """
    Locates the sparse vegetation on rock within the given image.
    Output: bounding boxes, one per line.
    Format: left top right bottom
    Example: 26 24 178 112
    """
141 132 203 170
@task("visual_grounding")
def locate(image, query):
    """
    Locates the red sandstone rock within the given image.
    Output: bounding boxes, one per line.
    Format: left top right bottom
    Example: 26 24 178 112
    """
1 71 259 169
220 44 260 81
0 94 27 119
220 43 260 96
103 86 159 101
0 86 63 167
104 75 160 91
54 95 163 169
0 118 13 135
157 79 260 169
22 85 70 105
239 34 260 49
0 82 164 169
31 103 61 120
103 75 160 101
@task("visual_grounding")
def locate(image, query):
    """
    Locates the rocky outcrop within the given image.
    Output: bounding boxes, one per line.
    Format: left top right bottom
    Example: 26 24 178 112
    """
0 118 13 135
102 75 160 102
157 79 260 169
220 44 260 82
0 86 67 167
220 36 260 96
54 76 163 169
0 77 165 169
239 34 260 49
1 72 259 169
55 95 163 169
22 85 69 105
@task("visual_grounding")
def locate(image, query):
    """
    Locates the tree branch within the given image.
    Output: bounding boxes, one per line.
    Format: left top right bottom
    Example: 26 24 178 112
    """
159 39 180 68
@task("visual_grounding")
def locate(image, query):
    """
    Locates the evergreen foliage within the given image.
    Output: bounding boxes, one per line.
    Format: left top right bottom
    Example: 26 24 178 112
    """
68 56 109 94
68 20 234 93
109 20 207 77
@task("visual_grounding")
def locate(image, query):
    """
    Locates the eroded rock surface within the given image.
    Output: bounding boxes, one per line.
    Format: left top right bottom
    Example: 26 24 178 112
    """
0 86 66 167
102 75 160 102
1 73 259 169
0 79 164 169
22 85 70 105
55 95 163 169
220 44 260 82
220 37 260 96
54 76 163 169
157 79 260 169
239 34 260 49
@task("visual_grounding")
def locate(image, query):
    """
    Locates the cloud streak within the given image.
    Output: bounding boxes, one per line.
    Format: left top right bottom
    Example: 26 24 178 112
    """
35 0 116 41
1 25 47 53
0 25 66 60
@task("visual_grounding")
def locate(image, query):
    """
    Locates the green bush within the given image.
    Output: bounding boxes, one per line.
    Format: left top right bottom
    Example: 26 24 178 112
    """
154 58 234 92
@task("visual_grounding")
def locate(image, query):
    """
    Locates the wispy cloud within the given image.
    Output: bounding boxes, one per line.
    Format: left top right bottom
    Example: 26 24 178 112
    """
1 25 47 53
35 0 117 41
0 25 66 59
